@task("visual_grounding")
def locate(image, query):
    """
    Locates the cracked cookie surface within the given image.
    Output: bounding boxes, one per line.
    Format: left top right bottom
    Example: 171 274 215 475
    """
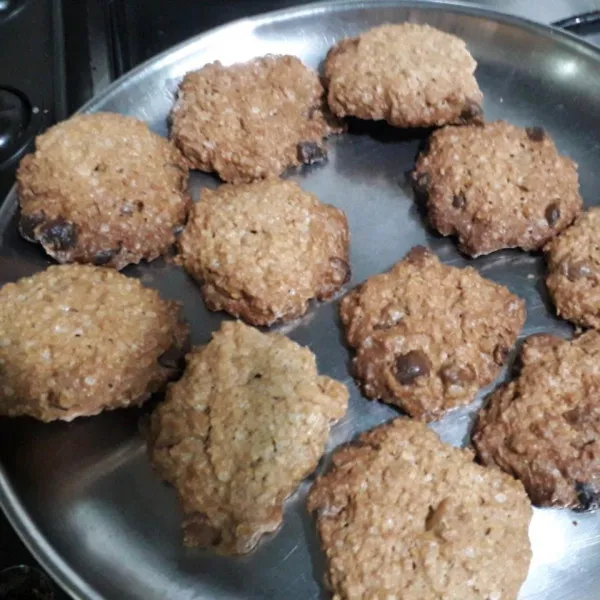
340 246 525 420
0 265 189 422
307 418 532 600
473 331 600 509
325 23 483 128
546 208 600 329
178 178 350 326
171 55 339 183
412 121 582 256
17 113 190 270
148 320 348 554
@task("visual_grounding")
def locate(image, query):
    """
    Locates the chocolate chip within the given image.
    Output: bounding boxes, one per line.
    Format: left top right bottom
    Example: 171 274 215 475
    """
459 99 483 122
158 343 187 371
440 363 476 386
92 249 115 266
562 406 584 426
297 141 327 165
406 246 431 265
411 171 430 195
330 257 351 285
19 212 45 241
394 350 431 385
574 481 600 511
184 513 221 546
561 260 593 282
545 203 561 227
39 219 77 251
452 192 466 209
493 344 510 366
525 126 546 142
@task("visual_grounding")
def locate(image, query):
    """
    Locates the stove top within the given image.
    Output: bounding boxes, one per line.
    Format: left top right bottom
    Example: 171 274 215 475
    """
0 0 599 598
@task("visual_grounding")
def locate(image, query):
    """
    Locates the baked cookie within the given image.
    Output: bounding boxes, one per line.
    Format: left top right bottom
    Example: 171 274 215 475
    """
324 23 483 128
0 265 189 422
473 331 600 510
170 55 339 183
307 418 532 600
178 178 350 326
17 113 190 270
340 246 525 421
546 208 600 329
148 320 348 554
412 121 582 256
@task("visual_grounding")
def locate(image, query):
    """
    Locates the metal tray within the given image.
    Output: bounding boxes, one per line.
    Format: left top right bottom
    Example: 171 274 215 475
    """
1 1 600 598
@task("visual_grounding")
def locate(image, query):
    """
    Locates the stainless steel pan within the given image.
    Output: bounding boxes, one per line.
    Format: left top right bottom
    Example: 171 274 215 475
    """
1 2 600 598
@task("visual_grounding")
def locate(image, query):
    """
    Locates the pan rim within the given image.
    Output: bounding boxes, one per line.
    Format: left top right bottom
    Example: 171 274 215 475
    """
1 1 599 598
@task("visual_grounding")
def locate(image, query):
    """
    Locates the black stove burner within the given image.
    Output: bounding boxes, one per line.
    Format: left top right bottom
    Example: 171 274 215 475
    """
0 0 27 21
0 88 31 163
0 565 55 599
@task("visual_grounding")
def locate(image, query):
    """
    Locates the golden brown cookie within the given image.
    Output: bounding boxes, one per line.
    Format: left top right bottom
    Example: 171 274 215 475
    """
473 331 600 510
170 55 339 183
0 265 189 422
412 122 582 256
307 418 532 600
340 246 525 421
178 178 350 326
545 208 600 329
324 23 483 127
17 113 190 270
148 320 348 554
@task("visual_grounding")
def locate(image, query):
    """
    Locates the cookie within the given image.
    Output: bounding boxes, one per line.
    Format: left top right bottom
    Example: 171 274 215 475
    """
17 113 190 270
148 320 348 554
0 265 189 422
307 418 532 600
170 55 339 183
324 23 483 128
545 208 600 329
340 246 525 421
178 178 350 326
473 331 600 510
412 121 582 256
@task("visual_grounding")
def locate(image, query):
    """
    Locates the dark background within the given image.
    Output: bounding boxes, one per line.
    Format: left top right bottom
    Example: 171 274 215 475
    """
1 0 599 598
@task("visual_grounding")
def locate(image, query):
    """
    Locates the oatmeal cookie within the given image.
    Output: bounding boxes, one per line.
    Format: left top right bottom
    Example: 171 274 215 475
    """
412 121 582 256
473 331 600 510
340 246 525 420
17 113 190 270
307 418 532 600
148 320 348 554
0 265 189 422
324 23 483 127
178 178 350 326
170 55 339 183
545 207 600 329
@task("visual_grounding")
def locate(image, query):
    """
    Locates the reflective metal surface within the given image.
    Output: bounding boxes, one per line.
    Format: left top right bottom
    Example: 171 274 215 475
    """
1 1 600 598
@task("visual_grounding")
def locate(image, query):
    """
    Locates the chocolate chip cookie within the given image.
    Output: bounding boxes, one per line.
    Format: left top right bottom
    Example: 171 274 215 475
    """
545 207 600 329
17 113 190 270
148 320 348 554
307 418 532 600
340 246 525 421
178 178 350 326
473 331 600 510
0 265 189 422
324 23 483 128
412 121 582 256
170 55 339 183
